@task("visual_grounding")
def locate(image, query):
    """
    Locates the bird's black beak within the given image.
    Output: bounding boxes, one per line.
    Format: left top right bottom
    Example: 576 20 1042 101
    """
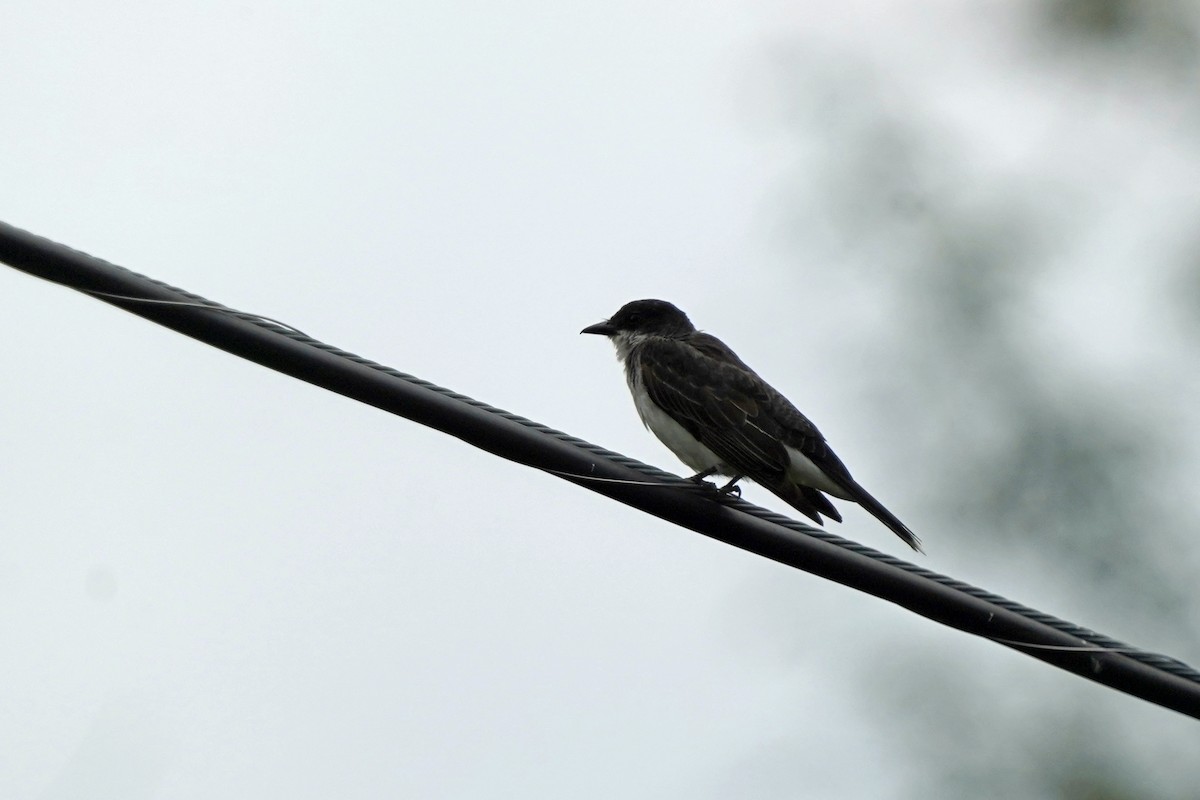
580 320 616 336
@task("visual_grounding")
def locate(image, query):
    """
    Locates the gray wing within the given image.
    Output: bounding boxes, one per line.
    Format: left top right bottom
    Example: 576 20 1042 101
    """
633 336 847 524
641 335 852 476
635 336 793 485
640 334 923 552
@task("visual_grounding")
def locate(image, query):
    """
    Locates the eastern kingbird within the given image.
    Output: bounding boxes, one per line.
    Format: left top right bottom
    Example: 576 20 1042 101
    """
582 299 922 552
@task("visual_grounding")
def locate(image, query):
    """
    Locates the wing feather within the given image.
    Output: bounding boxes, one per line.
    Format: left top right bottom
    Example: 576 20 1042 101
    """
634 338 791 483
629 333 922 552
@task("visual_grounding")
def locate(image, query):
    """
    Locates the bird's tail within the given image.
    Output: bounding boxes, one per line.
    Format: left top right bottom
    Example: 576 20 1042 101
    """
843 480 923 553
770 481 842 528
767 478 923 554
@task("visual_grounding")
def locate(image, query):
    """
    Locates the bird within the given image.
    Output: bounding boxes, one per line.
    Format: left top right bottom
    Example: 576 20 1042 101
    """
581 298 922 552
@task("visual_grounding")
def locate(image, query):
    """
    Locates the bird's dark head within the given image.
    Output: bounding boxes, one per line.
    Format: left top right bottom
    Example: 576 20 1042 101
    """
580 299 696 339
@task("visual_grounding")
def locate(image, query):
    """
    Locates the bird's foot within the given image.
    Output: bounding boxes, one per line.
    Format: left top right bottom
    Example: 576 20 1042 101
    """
685 468 724 498
685 469 743 500
717 476 743 497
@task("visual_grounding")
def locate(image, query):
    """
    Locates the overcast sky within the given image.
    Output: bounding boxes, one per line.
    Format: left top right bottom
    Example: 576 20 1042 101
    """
4 2 1200 798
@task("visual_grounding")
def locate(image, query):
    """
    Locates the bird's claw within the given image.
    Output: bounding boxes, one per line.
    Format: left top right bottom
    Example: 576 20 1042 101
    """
685 469 741 500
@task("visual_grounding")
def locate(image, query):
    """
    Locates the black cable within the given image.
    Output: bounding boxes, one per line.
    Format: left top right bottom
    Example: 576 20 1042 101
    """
3 219 1199 720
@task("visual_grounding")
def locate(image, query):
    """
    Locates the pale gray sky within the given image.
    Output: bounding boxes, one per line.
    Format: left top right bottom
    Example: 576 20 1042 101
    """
4 1 1200 798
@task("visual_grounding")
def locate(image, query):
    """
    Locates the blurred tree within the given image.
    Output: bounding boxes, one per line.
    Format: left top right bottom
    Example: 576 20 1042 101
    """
764 1 1200 797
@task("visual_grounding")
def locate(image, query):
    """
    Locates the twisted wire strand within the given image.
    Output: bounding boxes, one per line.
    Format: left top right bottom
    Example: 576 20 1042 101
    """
76 276 1200 686
4 219 1197 708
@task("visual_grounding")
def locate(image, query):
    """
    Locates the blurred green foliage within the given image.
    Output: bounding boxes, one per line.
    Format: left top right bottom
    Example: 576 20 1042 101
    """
769 1 1200 797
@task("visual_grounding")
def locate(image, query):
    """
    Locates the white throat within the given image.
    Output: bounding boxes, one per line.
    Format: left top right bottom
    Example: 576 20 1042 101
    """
609 330 652 363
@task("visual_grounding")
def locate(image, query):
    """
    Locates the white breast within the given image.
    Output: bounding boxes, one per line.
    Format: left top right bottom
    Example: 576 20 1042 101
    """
623 354 726 475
